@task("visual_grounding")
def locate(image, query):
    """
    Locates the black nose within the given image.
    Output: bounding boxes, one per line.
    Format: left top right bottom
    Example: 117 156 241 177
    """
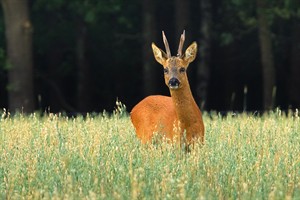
168 78 180 89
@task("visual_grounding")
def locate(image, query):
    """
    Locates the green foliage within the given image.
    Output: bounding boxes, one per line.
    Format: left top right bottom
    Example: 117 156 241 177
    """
0 110 299 199
216 0 300 46
33 0 124 24
220 32 234 46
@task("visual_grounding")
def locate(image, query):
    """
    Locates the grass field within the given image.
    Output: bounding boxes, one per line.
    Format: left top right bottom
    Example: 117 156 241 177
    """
0 107 300 199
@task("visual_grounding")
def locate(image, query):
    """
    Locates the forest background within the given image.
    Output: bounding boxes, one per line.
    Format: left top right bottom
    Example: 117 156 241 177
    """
0 0 299 113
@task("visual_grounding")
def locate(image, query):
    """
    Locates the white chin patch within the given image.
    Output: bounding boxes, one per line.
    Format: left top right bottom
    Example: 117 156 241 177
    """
169 85 179 90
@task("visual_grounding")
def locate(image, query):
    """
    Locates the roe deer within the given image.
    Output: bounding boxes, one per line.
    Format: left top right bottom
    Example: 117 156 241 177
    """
130 31 204 147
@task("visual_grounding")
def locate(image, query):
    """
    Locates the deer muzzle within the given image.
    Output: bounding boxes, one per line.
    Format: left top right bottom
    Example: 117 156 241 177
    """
168 78 180 89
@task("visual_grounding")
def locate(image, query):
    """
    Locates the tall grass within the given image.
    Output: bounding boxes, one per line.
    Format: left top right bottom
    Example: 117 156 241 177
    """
0 109 299 199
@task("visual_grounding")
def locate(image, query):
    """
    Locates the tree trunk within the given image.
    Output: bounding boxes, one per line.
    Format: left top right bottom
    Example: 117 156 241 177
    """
1 0 34 112
256 0 276 110
288 19 300 108
142 0 156 96
196 0 212 109
76 20 91 113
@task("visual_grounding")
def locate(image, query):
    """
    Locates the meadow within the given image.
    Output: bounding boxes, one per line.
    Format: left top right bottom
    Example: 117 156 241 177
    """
0 106 299 199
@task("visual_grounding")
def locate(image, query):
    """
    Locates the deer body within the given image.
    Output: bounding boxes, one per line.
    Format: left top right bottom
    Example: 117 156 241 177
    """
131 31 204 145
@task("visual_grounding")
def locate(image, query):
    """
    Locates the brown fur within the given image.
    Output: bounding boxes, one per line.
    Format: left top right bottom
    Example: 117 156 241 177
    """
130 34 205 146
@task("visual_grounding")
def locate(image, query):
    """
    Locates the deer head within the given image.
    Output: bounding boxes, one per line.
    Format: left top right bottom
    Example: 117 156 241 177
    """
151 30 197 90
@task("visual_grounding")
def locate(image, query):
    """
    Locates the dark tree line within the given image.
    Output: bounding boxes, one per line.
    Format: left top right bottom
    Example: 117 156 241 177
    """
0 0 300 113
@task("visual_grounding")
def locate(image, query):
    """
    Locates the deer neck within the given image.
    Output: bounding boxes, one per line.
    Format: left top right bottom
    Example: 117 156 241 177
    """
169 81 199 126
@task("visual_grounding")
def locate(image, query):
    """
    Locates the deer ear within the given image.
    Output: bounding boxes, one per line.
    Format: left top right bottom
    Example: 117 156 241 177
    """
152 43 167 66
183 42 197 63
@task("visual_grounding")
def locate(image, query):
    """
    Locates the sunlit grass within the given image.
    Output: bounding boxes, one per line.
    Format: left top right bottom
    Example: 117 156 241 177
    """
0 108 299 199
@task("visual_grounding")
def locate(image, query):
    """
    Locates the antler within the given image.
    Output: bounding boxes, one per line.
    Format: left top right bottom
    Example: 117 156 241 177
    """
162 31 171 58
177 30 185 57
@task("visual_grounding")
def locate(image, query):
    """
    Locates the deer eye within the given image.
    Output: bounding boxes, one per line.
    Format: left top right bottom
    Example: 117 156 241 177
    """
164 68 169 74
179 67 186 73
